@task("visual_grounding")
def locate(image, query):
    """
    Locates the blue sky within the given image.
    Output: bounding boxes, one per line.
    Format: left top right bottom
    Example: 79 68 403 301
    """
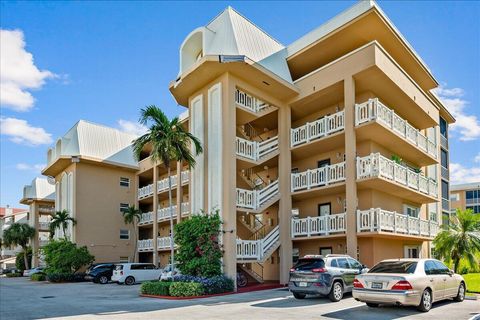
1 1 479 208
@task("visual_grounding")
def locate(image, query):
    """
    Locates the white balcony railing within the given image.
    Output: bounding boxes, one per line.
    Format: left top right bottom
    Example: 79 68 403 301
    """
355 98 437 159
291 110 345 147
357 208 439 238
39 240 50 247
291 162 346 192
157 236 174 250
236 136 278 161
138 184 154 200
137 237 175 252
138 202 190 225
235 88 275 114
236 226 279 261
357 153 438 197
38 221 50 230
291 213 346 238
157 170 190 194
236 180 279 210
139 211 153 225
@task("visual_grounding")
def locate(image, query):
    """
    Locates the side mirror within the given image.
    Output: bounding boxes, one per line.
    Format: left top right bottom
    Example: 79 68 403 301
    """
448 269 454 276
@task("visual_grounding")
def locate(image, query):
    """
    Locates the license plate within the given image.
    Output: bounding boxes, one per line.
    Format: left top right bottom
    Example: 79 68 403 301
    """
299 282 308 287
371 282 383 289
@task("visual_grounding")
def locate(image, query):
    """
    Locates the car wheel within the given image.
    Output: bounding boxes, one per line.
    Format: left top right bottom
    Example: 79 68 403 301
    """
328 281 344 302
124 276 135 286
417 289 432 312
366 303 379 308
98 275 109 284
293 292 306 299
454 283 465 302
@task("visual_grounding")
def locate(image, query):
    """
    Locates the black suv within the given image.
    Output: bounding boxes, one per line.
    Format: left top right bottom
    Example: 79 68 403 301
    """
85 263 116 284
289 254 368 302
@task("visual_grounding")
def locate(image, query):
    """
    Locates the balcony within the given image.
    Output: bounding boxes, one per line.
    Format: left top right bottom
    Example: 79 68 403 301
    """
291 213 346 238
236 180 279 212
291 110 345 148
357 208 439 239
138 202 190 225
38 206 55 214
291 162 346 196
138 184 154 200
236 136 279 163
236 226 279 262
137 237 175 252
39 240 49 247
357 153 438 203
38 221 50 230
235 89 276 114
137 170 190 200
355 98 437 166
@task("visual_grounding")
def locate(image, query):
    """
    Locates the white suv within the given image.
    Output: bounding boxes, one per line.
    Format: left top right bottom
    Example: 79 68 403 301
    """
112 263 161 285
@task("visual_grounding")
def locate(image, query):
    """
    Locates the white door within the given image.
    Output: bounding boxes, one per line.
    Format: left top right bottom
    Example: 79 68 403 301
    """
318 203 331 217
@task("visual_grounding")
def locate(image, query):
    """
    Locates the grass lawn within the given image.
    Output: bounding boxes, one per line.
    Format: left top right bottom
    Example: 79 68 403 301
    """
463 273 480 293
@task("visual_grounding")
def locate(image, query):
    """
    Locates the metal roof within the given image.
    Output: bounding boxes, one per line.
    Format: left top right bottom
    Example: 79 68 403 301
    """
22 177 55 202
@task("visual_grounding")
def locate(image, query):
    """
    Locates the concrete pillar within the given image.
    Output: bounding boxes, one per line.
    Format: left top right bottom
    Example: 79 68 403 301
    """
344 76 358 259
31 203 39 268
135 175 140 263
278 105 293 284
152 164 159 266
176 161 182 224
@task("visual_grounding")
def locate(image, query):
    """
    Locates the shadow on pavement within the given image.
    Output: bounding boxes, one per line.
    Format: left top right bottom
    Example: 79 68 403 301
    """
251 293 353 309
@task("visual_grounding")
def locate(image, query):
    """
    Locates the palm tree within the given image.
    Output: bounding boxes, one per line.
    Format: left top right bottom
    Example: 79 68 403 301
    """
433 209 480 273
133 106 203 272
3 223 36 270
49 210 76 240
122 206 142 262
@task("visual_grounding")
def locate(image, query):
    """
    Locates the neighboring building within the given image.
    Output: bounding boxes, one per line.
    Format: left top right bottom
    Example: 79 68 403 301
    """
451 183 480 214
0 208 29 258
42 120 139 263
133 0 456 287
19 178 55 267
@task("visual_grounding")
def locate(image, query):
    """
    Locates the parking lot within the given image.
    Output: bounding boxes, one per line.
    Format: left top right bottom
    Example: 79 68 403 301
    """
1 277 479 320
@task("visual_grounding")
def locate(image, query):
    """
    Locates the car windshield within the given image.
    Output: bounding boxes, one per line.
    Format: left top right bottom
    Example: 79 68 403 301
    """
114 265 123 271
293 259 325 271
369 261 417 274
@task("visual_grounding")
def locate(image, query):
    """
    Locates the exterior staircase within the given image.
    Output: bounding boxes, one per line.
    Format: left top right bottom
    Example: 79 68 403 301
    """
238 263 264 284
236 180 280 213
235 88 277 118
236 225 280 263
239 168 267 190
236 135 279 164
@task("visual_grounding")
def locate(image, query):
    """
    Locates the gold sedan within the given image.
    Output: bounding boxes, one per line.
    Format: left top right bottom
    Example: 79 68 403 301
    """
352 259 466 312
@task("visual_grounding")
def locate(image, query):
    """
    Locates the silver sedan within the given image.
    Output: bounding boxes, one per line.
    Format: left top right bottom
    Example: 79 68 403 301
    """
352 258 465 312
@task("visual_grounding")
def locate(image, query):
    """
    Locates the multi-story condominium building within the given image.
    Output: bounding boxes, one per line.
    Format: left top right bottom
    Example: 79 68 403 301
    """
19 178 55 267
41 120 139 263
135 0 455 286
451 183 480 214
0 208 29 258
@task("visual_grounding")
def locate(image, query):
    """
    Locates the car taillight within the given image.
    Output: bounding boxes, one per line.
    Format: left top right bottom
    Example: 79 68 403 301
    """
290 268 296 272
353 279 364 288
391 280 413 290
312 268 326 273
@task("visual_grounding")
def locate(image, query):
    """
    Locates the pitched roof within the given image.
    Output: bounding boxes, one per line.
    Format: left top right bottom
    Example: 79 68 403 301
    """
0 207 25 217
22 177 55 202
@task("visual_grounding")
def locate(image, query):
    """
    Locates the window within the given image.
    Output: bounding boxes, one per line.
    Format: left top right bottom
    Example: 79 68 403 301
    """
433 260 450 275
467 205 480 214
450 193 460 202
424 260 437 275
319 247 332 256
466 189 480 204
120 229 130 240
120 203 129 213
120 177 130 187
119 257 129 263
292 248 300 263
441 149 448 169
403 204 419 218
442 212 450 226
369 261 417 274
337 258 349 269
317 159 331 168
318 203 331 217
440 117 448 138
292 258 325 271
442 180 449 200
331 259 338 268
130 264 144 270
405 245 420 258
347 258 362 270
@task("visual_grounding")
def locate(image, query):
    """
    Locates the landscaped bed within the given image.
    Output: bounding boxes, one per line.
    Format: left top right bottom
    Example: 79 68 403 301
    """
464 273 480 293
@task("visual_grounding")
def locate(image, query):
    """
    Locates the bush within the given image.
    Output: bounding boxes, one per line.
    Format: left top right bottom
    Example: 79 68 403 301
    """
6 273 22 278
174 210 222 277
15 247 32 271
141 281 173 296
31 273 46 281
174 275 234 294
46 272 86 283
169 282 204 297
42 240 94 274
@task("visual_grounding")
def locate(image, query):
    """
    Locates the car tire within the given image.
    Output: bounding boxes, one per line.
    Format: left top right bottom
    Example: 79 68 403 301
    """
417 289 432 312
366 303 379 308
124 276 135 286
454 282 465 302
328 281 344 302
293 292 306 299
98 275 109 284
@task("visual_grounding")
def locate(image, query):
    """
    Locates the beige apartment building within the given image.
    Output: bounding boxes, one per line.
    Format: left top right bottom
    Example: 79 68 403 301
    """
450 182 480 214
134 1 455 286
41 120 139 263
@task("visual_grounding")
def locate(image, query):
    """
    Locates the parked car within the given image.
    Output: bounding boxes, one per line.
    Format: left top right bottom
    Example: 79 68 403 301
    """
2 267 18 275
23 267 45 277
160 264 181 281
111 263 162 285
85 263 116 284
289 254 368 302
352 259 465 312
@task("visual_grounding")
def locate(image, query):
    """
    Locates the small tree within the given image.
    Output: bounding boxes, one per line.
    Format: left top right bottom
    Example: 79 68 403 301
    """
174 210 222 277
49 210 76 240
121 206 142 262
433 209 480 273
15 247 32 271
3 223 36 270
42 240 94 274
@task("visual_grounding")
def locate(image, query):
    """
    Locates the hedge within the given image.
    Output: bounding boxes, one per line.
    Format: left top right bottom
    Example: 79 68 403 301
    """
141 281 173 296
6 273 22 278
169 282 204 297
31 273 46 281
47 272 87 283
174 275 234 294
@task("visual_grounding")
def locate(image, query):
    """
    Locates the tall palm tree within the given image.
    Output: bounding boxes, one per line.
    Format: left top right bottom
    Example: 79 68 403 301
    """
133 106 203 273
122 206 142 262
3 223 36 270
49 210 76 240
433 209 480 273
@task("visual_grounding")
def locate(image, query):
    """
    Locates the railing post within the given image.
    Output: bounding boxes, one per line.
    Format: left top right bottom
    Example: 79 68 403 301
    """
305 122 310 143
370 209 375 232
307 216 311 237
307 169 311 190
393 211 397 233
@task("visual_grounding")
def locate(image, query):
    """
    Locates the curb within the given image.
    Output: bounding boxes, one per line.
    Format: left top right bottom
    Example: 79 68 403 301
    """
140 291 235 300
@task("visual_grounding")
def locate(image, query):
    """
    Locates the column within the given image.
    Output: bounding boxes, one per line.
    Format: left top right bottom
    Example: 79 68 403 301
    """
135 175 140 263
278 104 293 284
152 164 159 265
344 76 358 259
31 203 39 267
176 161 182 223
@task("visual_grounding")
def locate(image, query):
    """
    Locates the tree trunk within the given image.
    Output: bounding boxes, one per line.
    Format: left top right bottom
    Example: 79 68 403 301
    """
453 257 460 273
132 221 137 263
23 247 29 270
168 166 175 280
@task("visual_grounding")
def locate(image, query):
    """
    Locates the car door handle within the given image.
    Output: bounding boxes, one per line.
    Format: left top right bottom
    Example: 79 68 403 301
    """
340 271 344 273
430 279 434 282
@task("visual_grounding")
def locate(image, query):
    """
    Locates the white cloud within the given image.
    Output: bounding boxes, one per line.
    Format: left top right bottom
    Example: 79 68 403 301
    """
16 163 44 172
475 153 480 163
117 119 148 137
0 29 56 112
450 163 480 184
0 117 52 146
433 85 480 141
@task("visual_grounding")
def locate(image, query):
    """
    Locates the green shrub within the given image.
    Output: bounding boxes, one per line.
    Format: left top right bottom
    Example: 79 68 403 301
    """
174 275 234 294
15 247 32 272
46 272 86 283
6 273 22 278
31 273 46 281
42 240 94 274
169 282 204 297
141 281 173 296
